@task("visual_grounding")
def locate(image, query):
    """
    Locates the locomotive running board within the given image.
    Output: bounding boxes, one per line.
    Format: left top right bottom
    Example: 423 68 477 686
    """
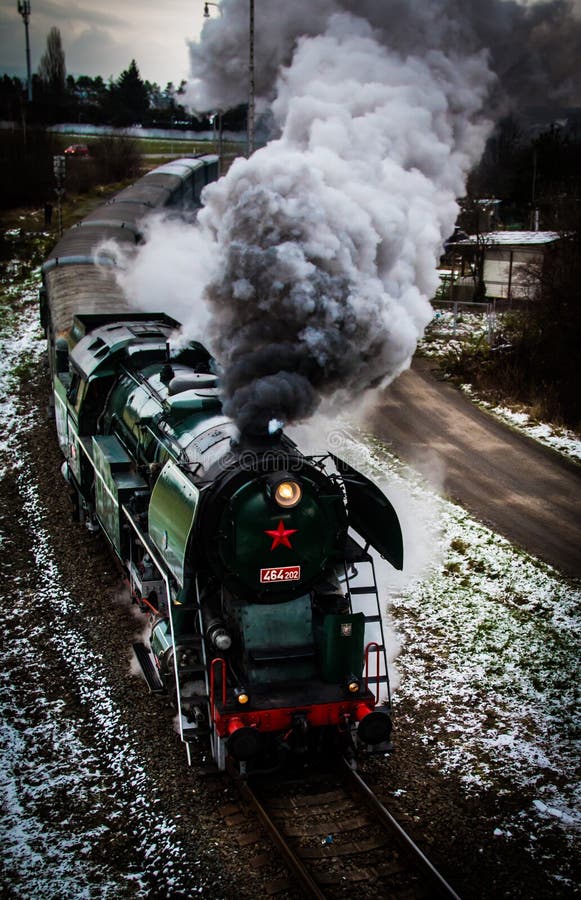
123 505 191 752
133 641 165 694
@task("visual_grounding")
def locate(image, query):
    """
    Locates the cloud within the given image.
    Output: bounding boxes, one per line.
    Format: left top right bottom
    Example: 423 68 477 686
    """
36 1 124 31
187 0 581 112
65 27 133 81
2 0 204 85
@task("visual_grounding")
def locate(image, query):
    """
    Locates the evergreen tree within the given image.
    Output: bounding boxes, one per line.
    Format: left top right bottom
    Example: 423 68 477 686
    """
38 27 66 94
109 60 149 124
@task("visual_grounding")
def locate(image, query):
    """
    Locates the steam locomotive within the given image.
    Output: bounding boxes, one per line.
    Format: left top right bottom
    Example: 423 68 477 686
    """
40 156 404 773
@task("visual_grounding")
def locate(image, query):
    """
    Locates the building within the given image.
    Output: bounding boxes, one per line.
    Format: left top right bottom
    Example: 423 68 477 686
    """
448 231 561 302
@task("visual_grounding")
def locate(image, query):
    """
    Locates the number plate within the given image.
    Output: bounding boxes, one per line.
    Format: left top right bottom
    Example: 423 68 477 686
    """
260 566 301 584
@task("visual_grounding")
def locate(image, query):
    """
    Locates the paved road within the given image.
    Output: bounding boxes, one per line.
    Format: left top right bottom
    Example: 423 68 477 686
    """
370 357 581 579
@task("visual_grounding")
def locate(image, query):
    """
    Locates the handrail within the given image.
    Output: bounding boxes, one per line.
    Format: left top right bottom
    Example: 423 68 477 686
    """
364 641 381 704
210 657 226 719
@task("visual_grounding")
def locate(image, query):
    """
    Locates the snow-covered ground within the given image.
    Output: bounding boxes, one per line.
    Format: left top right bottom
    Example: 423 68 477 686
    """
0 258 223 896
421 306 581 464
0 255 47 476
461 383 581 464
327 426 580 867
420 306 491 362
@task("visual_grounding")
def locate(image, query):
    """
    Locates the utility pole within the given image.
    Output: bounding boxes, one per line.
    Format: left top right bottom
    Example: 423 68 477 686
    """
530 148 538 231
248 0 255 155
17 1 32 103
218 110 223 175
202 0 254 156
203 1 225 169
53 155 66 237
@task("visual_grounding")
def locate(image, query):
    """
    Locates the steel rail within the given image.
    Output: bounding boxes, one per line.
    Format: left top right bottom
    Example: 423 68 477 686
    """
230 766 327 900
230 758 462 900
341 758 462 899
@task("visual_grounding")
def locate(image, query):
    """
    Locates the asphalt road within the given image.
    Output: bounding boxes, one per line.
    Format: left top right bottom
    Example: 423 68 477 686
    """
370 357 581 580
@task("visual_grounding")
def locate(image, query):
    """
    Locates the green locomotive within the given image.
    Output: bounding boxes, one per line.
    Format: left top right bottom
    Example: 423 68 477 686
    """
42 158 404 772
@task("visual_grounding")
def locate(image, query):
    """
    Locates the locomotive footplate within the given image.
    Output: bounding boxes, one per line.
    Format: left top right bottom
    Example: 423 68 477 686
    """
232 682 377 709
212 683 378 737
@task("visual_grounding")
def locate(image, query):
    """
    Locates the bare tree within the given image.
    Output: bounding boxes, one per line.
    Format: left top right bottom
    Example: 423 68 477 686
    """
38 27 66 94
456 196 497 302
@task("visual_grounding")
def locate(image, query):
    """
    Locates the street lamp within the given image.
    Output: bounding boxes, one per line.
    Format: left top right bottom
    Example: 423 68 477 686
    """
248 0 255 155
17 1 32 103
202 2 223 172
210 110 223 176
201 0 254 156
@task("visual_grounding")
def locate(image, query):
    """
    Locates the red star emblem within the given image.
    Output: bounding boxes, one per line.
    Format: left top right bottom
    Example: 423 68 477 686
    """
265 519 298 550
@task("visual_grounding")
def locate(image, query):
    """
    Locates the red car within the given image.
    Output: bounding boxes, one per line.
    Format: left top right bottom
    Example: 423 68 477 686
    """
64 144 89 157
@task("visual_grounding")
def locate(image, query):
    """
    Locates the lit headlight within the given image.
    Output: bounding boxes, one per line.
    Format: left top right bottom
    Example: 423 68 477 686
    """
274 480 302 508
235 688 250 705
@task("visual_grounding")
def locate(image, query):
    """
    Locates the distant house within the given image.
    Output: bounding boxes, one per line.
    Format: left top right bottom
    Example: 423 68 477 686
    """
448 231 561 302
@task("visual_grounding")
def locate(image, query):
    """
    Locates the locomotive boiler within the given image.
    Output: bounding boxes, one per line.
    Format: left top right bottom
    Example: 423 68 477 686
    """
41 156 404 773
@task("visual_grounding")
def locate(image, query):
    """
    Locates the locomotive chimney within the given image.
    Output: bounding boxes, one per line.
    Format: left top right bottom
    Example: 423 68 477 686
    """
236 420 284 448
159 341 174 386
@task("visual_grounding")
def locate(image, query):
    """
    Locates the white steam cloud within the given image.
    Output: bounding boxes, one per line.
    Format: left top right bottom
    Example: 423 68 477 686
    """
115 0 581 434
195 12 493 433
103 214 219 333
188 0 581 112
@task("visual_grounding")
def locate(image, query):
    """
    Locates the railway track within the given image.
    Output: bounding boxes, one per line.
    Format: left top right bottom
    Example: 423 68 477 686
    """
226 758 461 899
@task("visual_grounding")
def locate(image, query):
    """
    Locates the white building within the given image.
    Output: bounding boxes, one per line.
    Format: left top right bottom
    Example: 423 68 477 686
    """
452 231 561 301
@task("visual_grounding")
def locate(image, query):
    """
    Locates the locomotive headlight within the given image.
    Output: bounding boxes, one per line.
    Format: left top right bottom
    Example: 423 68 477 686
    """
274 480 302 508
206 620 232 652
347 678 361 694
235 687 250 706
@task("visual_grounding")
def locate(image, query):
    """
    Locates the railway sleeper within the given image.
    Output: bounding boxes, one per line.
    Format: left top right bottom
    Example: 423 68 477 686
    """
297 832 390 859
283 813 371 838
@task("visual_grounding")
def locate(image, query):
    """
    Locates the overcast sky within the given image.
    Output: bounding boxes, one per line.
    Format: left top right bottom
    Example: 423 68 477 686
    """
1 1 209 87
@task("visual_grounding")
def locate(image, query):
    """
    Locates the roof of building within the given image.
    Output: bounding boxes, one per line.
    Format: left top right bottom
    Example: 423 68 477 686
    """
455 231 560 247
